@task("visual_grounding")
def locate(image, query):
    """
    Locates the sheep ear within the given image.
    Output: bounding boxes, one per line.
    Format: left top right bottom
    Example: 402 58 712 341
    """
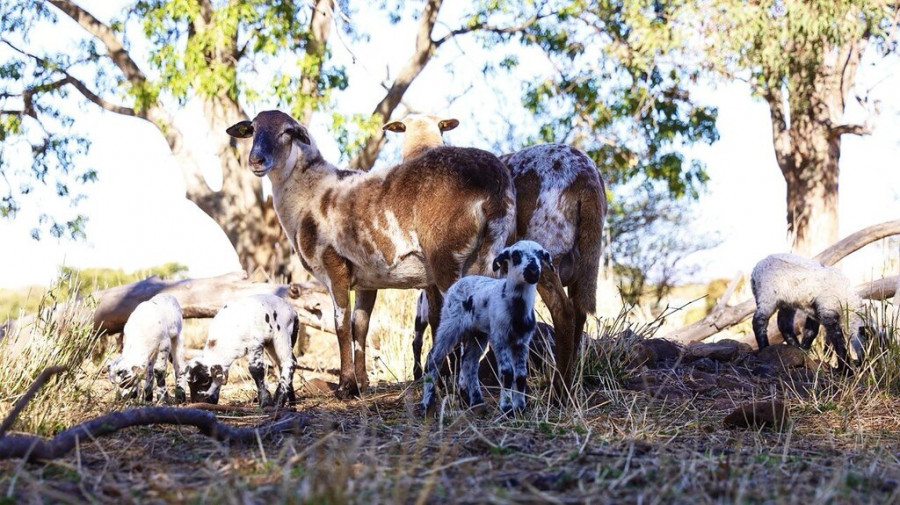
439 118 459 132
290 126 311 145
542 250 555 271
226 121 254 138
492 251 510 273
382 121 406 133
211 364 226 384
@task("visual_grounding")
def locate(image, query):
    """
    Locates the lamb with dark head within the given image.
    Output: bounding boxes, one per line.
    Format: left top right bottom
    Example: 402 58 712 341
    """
421 240 551 415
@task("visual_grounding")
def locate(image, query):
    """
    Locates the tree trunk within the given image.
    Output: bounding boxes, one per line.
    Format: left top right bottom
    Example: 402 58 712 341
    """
764 38 865 257
781 125 841 256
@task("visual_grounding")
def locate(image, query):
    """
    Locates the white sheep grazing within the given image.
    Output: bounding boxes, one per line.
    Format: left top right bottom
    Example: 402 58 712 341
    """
421 240 552 415
108 293 186 403
384 116 607 390
185 294 299 407
382 114 459 161
227 110 515 400
751 253 865 370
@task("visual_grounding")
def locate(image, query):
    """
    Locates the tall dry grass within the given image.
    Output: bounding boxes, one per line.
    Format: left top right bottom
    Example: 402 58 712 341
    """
0 276 104 435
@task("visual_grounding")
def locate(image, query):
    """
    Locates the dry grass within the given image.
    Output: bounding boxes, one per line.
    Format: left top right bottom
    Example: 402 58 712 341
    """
2 291 900 504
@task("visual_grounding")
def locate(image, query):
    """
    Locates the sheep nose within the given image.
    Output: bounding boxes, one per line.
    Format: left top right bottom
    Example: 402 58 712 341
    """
524 263 540 283
249 152 266 166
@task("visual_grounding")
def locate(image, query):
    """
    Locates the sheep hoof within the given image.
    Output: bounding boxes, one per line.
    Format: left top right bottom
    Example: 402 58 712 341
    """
334 380 361 400
174 387 186 404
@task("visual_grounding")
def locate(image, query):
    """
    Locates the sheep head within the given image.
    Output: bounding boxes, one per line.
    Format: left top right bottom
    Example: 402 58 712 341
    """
382 114 459 161
185 358 227 404
226 110 317 178
492 240 552 285
108 356 142 400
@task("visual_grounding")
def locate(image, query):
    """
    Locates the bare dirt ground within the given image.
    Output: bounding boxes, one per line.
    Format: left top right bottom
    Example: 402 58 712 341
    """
3 328 900 504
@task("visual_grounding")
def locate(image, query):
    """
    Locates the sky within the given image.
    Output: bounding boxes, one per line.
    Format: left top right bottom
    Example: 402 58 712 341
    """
1 2 899 290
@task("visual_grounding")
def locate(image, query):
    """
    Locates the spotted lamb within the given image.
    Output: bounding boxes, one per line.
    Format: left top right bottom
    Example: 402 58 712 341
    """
185 294 299 407
421 240 551 415
751 253 866 370
108 293 186 403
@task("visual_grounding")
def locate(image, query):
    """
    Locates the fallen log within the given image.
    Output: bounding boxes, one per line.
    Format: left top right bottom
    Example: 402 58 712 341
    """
0 407 308 462
664 219 900 345
0 271 335 342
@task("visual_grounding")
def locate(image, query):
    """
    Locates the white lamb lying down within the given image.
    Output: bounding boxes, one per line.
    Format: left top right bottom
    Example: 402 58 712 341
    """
108 293 186 403
185 294 299 407
751 253 868 370
421 240 552 415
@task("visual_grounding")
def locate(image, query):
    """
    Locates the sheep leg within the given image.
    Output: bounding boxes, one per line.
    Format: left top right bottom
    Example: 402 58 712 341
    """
458 332 486 407
248 348 272 408
820 312 851 373
412 290 429 380
169 335 187 403
537 271 576 399
152 350 169 403
142 361 155 403
351 289 377 394
776 308 801 347
324 254 359 400
752 303 775 350
801 316 821 350
421 315 466 415
493 336 517 415
425 286 458 381
510 334 531 413
266 342 296 407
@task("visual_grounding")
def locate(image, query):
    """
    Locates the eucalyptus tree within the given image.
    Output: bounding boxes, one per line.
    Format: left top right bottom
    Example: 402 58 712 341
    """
702 0 898 255
2 0 719 288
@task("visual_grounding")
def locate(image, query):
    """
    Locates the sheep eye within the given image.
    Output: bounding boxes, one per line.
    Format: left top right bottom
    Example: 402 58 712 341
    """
511 251 522 265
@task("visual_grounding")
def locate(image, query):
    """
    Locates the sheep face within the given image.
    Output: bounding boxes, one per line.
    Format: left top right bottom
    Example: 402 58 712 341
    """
492 240 553 285
382 114 459 160
225 110 314 177
185 359 227 404
108 357 142 400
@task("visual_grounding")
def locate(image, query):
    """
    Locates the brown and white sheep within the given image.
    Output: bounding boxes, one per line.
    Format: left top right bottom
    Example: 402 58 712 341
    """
227 110 516 399
384 116 607 392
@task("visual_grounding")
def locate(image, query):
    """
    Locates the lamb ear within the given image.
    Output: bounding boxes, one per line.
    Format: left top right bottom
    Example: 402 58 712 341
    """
211 364 226 384
382 121 406 133
439 118 459 132
492 251 510 272
226 120 254 138
290 126 311 145
541 250 555 271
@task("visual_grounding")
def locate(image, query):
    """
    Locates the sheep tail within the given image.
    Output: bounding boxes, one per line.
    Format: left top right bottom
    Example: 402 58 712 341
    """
573 183 607 315
474 186 517 276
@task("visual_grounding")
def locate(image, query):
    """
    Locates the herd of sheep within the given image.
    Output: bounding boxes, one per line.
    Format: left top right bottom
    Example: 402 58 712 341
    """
107 109 875 415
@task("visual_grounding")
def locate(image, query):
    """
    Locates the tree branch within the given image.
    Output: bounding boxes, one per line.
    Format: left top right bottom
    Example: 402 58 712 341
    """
348 0 444 170
63 74 136 116
433 12 550 47
829 123 872 138
298 0 335 124
47 0 148 88
0 407 308 462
